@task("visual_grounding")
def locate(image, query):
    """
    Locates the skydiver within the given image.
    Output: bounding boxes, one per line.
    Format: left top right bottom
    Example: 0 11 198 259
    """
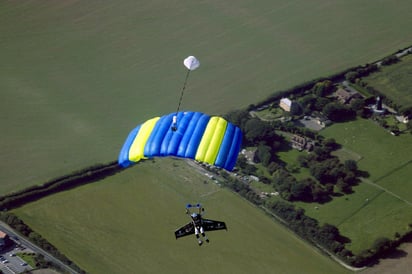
187 206 209 246
175 204 227 243
171 115 178 131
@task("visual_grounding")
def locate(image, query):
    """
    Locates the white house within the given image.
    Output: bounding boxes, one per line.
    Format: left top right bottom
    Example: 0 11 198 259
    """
279 98 292 112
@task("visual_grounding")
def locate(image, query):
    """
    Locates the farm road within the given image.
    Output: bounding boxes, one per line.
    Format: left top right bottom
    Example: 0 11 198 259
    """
0 221 79 274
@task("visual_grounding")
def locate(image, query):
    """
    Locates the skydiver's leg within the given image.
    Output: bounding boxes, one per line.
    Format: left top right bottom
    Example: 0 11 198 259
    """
195 226 203 246
200 226 209 243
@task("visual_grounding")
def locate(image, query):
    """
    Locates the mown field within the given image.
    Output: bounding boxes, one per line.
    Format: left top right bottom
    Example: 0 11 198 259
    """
297 119 412 254
363 53 412 109
2 0 412 193
13 159 349 274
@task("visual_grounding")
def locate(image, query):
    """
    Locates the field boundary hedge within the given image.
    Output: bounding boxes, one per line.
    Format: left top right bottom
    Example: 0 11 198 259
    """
0 161 122 211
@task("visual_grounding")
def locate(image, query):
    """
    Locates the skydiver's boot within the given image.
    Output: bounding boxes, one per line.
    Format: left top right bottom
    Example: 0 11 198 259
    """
202 233 209 243
196 235 203 246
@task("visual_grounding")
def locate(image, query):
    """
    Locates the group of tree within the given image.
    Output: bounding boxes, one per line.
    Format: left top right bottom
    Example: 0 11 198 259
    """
219 171 262 206
262 138 361 203
291 80 358 122
344 63 379 83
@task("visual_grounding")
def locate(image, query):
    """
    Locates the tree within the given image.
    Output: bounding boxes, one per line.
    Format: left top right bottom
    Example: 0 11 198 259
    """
244 118 278 144
298 94 316 108
255 144 272 166
350 98 365 113
236 154 248 169
344 159 358 172
313 97 331 111
290 102 303 116
323 138 338 151
372 237 393 255
323 103 356 122
224 110 250 129
336 178 350 193
345 71 358 83
381 55 399 66
312 80 334 97
297 154 309 167
267 161 282 174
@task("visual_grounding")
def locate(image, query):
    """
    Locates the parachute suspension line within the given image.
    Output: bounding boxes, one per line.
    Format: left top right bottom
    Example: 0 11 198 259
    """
172 69 191 131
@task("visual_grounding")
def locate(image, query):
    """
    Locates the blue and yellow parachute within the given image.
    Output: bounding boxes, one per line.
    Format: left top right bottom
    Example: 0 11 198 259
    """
118 112 242 171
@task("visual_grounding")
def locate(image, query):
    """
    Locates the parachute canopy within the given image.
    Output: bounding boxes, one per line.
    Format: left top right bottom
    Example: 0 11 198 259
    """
183 56 200 71
118 112 242 171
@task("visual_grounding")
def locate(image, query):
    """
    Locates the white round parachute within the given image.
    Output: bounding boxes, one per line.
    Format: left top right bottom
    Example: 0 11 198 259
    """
183 56 200 71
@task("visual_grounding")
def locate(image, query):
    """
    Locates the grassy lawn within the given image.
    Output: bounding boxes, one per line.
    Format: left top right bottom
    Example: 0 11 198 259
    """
297 182 412 254
332 147 362 162
277 148 312 180
321 119 412 184
2 0 412 193
252 107 284 121
16 252 36 268
363 54 412 109
13 159 348 274
296 118 412 254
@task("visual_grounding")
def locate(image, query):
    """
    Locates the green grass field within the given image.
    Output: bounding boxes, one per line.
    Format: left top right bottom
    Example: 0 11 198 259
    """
2 0 412 193
363 54 412 108
296 119 412 253
13 159 349 274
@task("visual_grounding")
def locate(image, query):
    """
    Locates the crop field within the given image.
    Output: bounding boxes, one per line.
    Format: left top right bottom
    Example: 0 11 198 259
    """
297 119 412 253
363 54 412 108
13 159 349 274
2 0 412 193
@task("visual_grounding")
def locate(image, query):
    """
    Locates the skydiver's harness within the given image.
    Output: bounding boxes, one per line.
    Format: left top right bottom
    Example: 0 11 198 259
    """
186 204 204 230
191 214 202 228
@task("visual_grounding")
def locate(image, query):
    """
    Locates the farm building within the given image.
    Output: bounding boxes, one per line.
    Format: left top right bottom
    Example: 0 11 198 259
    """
290 135 314 151
279 98 293 112
334 88 362 104
241 148 257 164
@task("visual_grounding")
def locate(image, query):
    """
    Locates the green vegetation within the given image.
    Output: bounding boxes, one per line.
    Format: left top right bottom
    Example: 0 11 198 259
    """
225 92 412 262
277 148 312 180
2 0 412 193
13 159 349 274
362 54 412 109
16 252 36 268
310 119 412 253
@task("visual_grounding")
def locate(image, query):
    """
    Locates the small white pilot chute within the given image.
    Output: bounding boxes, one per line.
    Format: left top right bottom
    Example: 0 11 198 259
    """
183 56 200 71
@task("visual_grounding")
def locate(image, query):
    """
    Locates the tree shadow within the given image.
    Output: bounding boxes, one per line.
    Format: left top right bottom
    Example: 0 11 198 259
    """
356 169 370 178
277 142 294 153
383 249 408 260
